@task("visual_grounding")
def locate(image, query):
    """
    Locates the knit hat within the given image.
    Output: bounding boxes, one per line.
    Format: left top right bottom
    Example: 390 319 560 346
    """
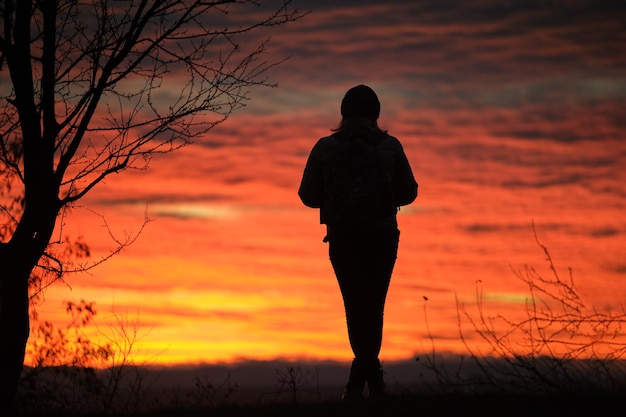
340 85 380 121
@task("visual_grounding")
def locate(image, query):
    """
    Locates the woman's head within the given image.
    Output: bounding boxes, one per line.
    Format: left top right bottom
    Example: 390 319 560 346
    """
340 85 380 121
334 85 386 137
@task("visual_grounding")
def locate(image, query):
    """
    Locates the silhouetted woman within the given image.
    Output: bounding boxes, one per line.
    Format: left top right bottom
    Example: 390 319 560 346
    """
298 85 418 400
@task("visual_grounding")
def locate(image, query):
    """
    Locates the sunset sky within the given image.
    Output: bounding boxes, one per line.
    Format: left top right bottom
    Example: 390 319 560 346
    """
29 0 626 367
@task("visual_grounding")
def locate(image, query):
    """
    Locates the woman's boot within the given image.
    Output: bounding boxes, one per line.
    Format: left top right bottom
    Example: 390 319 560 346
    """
366 358 386 399
342 358 366 400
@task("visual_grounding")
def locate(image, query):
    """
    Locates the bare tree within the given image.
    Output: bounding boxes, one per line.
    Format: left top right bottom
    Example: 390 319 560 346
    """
0 0 304 411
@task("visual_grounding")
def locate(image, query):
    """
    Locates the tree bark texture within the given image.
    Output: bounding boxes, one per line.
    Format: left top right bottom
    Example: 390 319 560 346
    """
0 244 31 412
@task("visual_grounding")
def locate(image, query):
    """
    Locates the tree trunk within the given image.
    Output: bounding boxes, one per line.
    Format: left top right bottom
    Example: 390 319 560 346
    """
0 194 59 412
0 243 33 413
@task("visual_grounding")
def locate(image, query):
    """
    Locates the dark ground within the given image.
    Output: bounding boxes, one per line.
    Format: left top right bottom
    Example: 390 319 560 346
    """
153 393 624 417
20 392 625 417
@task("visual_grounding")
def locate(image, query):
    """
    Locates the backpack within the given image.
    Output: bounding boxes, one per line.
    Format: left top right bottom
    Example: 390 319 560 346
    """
323 134 396 228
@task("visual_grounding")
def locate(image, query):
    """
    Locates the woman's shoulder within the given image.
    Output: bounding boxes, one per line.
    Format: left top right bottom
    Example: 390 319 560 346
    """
312 133 343 152
316 133 340 144
379 133 405 151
